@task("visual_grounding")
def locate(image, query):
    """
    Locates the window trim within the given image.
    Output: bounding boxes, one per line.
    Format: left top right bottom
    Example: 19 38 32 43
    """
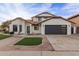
34 26 39 30
13 25 17 32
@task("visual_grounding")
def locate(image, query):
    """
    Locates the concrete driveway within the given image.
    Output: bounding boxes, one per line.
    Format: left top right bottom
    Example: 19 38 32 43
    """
46 34 79 51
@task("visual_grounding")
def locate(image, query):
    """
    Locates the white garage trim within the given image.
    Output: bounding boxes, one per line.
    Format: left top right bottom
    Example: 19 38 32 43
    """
41 25 45 35
73 26 76 34
67 25 71 35
41 18 72 35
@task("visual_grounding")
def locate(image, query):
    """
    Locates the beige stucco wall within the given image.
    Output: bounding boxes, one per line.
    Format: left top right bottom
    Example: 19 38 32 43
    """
41 18 72 35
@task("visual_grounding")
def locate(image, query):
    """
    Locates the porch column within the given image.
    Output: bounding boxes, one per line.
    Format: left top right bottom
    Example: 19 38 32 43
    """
30 24 32 34
17 25 19 34
67 25 71 35
41 25 45 35
73 25 76 34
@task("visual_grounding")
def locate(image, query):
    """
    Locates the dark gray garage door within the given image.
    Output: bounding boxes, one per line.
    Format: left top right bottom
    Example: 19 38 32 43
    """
45 25 67 34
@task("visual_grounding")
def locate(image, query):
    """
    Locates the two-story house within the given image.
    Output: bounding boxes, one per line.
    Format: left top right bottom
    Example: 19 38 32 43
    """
9 12 76 35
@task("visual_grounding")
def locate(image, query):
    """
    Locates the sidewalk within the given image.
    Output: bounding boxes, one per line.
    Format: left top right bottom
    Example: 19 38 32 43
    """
0 36 23 47
0 51 79 56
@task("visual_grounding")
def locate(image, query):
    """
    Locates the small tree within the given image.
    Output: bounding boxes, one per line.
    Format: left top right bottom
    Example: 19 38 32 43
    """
1 20 11 32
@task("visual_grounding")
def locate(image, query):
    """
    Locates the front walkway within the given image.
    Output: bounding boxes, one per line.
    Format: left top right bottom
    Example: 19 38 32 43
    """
0 36 23 48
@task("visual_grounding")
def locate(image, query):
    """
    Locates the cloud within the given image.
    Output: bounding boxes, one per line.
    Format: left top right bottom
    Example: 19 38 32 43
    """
23 3 53 15
0 3 79 24
60 3 79 18
0 3 53 24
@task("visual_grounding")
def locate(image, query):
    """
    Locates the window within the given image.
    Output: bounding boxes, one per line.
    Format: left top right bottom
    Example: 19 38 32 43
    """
44 17 49 19
19 25 22 32
34 26 39 30
13 25 17 32
38 17 41 22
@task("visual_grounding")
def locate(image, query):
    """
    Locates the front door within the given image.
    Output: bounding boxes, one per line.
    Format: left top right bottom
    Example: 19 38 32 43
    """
71 27 73 34
27 26 30 34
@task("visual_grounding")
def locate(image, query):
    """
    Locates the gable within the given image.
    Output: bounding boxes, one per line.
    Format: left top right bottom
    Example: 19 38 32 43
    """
32 12 58 23
42 18 71 25
10 19 25 25
9 18 31 26
34 12 57 17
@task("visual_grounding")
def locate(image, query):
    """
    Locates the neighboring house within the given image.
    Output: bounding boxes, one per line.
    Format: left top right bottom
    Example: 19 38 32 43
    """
69 14 79 33
9 12 76 35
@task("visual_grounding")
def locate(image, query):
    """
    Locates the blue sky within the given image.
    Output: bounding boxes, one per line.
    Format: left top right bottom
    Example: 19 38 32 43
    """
0 3 79 24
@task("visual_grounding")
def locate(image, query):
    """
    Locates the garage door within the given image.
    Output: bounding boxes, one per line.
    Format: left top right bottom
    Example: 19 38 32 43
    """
45 25 67 34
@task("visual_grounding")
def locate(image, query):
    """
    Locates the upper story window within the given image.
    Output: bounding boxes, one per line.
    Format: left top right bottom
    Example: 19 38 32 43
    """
37 16 50 22
38 17 41 22
43 16 51 19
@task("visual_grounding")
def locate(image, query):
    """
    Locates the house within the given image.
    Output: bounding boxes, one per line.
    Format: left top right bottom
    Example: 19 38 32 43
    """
68 14 79 33
8 12 76 35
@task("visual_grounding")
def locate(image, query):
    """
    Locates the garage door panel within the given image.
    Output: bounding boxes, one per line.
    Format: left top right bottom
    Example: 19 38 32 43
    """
45 25 67 34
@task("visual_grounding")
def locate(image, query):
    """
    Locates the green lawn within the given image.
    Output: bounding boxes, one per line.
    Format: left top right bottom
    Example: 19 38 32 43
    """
0 34 10 40
15 37 42 46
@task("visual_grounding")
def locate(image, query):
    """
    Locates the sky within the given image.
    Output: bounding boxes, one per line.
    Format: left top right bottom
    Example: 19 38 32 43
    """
0 3 79 24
